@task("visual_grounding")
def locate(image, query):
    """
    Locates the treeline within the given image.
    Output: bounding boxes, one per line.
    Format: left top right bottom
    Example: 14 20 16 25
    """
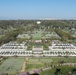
41 20 76 29
55 29 76 41
0 27 25 45
0 20 76 29
0 20 36 29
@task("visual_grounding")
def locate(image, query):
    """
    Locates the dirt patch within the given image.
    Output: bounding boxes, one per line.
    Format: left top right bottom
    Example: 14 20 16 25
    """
21 60 26 72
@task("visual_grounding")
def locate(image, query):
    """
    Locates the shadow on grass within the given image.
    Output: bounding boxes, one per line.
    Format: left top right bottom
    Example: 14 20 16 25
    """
30 73 39 75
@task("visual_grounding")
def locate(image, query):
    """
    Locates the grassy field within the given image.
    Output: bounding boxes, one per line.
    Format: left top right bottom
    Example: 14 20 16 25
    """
51 56 76 64
26 58 53 71
40 65 76 75
25 57 76 71
0 57 25 74
0 57 76 75
18 29 60 40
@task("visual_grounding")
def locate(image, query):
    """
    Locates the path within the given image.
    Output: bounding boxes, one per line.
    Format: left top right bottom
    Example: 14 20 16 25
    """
21 60 26 72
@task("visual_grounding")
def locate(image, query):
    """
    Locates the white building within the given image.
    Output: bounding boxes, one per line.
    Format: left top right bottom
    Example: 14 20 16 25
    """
0 40 76 56
49 40 76 56
36 21 41 24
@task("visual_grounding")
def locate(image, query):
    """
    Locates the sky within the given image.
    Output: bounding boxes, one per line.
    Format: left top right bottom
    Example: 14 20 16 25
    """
0 0 76 19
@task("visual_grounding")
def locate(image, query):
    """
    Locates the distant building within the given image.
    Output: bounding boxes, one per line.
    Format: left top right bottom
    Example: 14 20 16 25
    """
36 21 41 24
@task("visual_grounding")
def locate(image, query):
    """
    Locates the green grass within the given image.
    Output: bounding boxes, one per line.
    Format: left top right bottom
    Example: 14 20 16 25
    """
0 57 76 74
26 58 53 71
17 29 60 40
28 57 53 63
40 66 76 75
51 57 76 64
25 57 76 71
0 57 25 74
26 63 45 71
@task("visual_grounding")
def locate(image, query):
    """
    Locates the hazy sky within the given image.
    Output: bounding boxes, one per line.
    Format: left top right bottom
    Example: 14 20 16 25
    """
0 0 76 19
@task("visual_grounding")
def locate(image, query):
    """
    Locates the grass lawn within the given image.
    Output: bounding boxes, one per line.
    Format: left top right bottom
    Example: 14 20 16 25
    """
18 30 60 40
0 57 76 75
40 65 76 75
51 56 76 64
0 57 25 74
26 58 53 71
25 57 76 71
